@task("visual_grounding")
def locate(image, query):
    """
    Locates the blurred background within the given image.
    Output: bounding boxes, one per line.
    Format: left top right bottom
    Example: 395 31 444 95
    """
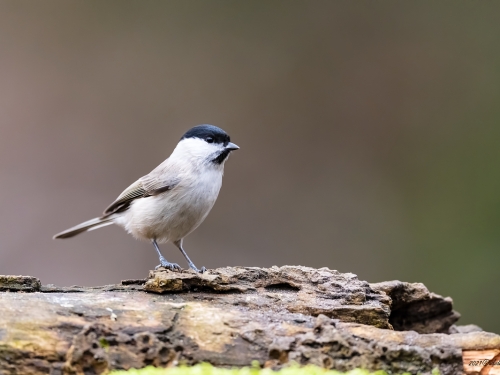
1 1 499 332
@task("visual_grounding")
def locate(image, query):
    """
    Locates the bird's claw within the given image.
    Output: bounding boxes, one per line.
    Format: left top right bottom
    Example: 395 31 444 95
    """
189 264 206 273
156 258 182 272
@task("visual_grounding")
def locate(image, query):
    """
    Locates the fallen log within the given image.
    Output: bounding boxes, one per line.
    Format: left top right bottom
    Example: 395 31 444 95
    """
0 266 497 375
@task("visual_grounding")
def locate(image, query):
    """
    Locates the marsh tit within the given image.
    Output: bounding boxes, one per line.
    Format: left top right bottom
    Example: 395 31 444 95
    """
54 124 239 273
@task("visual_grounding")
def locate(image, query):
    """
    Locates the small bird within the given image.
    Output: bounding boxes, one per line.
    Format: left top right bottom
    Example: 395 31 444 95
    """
54 124 239 273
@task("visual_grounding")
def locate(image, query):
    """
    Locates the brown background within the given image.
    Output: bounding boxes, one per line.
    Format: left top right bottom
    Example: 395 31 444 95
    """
1 1 500 332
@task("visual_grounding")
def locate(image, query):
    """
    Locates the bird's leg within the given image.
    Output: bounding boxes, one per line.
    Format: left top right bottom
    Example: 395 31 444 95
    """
173 239 206 273
152 239 182 271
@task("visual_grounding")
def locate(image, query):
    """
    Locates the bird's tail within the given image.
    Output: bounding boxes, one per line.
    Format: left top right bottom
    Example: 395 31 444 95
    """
53 217 114 239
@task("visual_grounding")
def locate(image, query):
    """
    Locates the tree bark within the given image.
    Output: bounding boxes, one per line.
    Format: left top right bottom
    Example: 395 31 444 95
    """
0 267 497 375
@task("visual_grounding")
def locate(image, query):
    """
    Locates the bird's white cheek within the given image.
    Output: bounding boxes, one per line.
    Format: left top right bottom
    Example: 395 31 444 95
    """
171 138 222 162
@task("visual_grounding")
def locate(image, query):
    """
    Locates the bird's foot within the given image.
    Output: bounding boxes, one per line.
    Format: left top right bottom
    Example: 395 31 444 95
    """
155 257 182 271
189 263 206 273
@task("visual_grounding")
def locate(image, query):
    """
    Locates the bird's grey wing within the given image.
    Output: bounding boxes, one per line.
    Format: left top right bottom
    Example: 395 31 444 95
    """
140 169 181 196
102 179 147 216
102 171 180 216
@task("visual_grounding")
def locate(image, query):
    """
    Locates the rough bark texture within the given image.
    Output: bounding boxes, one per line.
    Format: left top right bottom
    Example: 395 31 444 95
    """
0 266 498 375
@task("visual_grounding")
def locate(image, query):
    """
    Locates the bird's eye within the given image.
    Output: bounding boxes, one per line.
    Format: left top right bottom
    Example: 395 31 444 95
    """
206 137 214 143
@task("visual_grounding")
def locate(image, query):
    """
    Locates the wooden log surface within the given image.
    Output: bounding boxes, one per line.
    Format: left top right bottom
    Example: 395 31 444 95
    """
1 266 499 375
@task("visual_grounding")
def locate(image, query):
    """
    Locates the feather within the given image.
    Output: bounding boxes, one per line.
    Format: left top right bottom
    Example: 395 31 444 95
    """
53 217 113 239
102 167 181 216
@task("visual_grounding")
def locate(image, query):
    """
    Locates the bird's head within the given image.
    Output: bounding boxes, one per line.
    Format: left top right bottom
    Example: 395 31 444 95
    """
174 124 239 166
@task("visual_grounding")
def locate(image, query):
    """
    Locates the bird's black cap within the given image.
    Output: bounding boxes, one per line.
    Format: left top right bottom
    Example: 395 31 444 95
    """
181 124 231 145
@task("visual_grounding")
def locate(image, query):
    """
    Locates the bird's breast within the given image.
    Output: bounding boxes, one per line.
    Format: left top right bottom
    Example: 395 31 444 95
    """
119 170 223 242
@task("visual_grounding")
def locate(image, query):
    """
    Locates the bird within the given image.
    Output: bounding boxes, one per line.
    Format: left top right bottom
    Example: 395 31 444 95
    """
53 124 239 273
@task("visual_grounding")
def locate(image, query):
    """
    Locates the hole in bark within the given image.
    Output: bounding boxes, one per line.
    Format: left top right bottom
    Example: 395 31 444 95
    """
304 342 322 349
265 283 300 292
159 347 170 357
269 349 288 363
333 344 341 352
269 349 281 360
323 356 333 368
388 298 457 333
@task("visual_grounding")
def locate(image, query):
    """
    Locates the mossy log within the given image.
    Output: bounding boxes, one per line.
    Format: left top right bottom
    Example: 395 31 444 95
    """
0 266 498 375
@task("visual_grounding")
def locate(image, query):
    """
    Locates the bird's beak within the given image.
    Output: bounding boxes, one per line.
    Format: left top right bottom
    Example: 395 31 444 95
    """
226 142 240 151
